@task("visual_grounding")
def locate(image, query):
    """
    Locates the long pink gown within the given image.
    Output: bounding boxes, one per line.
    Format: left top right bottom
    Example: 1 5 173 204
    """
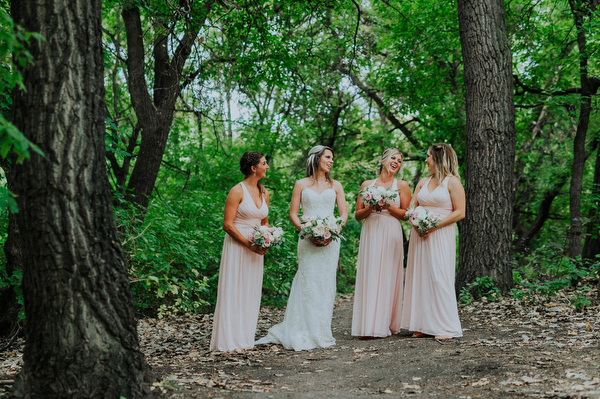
352 179 404 337
401 176 462 337
210 182 268 351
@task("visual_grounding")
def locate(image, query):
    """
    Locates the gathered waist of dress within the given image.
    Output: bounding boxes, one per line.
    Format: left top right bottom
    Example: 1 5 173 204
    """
370 210 398 220
234 219 262 230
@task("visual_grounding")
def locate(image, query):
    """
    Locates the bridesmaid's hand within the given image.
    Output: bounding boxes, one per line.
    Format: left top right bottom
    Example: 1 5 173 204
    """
249 243 268 255
418 227 435 238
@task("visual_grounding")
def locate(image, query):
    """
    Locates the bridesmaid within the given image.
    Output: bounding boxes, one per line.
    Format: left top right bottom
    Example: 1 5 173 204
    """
401 143 465 340
352 148 411 338
210 151 270 352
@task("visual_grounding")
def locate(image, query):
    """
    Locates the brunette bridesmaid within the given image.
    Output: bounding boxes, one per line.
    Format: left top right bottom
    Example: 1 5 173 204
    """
352 148 411 338
210 151 270 351
401 143 465 339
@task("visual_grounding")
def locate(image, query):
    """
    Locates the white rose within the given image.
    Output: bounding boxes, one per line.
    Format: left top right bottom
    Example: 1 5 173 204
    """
313 225 326 237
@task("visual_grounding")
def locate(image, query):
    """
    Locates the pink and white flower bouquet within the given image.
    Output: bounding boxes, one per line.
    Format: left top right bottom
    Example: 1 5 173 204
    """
250 225 285 249
406 206 442 234
360 185 398 212
299 215 344 247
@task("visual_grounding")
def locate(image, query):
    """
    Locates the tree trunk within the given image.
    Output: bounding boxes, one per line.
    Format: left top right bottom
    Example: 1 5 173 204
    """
121 5 206 210
456 0 516 293
583 145 600 259
567 0 597 258
9 0 152 397
514 174 568 253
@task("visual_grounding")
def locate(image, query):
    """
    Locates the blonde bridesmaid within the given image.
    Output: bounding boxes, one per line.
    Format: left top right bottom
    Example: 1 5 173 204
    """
401 143 465 339
210 151 270 352
352 148 411 338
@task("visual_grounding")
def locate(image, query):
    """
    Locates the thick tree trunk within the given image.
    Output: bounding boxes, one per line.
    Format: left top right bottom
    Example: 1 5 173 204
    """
456 0 516 293
9 0 151 397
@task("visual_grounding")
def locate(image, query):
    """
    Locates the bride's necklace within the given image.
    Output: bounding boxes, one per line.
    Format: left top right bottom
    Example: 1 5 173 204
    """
311 176 327 184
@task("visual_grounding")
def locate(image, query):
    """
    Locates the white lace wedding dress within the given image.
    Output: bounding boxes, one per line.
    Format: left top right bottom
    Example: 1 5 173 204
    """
256 188 340 351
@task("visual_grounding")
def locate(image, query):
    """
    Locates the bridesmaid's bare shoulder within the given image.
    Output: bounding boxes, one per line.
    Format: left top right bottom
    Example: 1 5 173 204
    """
415 177 429 190
360 179 375 189
397 180 411 193
447 176 464 191
226 183 244 204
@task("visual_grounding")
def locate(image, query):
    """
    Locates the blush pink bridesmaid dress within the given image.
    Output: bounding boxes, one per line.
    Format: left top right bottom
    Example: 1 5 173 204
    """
352 179 404 337
401 176 462 337
210 182 268 351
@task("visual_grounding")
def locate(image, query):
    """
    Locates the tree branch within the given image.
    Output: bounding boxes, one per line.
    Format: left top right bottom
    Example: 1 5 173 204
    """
336 63 419 148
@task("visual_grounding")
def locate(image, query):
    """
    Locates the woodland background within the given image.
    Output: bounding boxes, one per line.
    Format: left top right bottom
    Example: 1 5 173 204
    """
1 0 599 333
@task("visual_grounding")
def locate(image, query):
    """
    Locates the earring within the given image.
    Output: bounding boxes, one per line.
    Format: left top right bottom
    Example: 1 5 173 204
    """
254 172 256 177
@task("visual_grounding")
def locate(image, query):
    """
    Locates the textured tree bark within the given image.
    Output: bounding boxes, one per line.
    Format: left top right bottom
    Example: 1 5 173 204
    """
9 0 152 397
456 0 516 293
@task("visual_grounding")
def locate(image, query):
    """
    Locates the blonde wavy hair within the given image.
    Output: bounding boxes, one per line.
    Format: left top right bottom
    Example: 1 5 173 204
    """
429 143 460 181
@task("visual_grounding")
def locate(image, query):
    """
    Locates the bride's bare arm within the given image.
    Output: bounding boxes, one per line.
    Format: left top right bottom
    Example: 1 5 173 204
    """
334 180 348 225
289 180 304 230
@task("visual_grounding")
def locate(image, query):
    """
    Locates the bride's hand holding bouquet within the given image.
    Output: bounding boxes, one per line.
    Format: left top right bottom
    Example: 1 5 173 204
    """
299 215 344 247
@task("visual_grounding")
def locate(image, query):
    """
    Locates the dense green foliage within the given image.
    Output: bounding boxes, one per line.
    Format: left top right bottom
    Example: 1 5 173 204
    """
1 0 599 319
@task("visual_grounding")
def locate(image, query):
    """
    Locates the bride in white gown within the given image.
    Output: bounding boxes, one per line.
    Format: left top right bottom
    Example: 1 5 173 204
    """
257 145 348 351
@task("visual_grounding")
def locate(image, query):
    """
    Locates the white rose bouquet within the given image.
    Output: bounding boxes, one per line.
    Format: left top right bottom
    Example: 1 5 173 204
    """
359 185 398 212
299 215 344 247
406 206 442 234
250 225 285 249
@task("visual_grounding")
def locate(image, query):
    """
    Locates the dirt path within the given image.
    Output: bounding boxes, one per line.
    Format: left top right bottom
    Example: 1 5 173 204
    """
140 294 600 398
1 293 599 398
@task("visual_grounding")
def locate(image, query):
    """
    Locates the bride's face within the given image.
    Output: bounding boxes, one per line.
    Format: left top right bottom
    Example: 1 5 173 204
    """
319 150 334 173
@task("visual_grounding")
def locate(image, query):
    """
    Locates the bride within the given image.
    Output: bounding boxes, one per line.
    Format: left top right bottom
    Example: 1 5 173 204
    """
257 145 348 351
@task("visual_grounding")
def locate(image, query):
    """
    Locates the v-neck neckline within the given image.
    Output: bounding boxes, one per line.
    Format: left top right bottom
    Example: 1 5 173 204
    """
426 176 442 194
242 182 264 209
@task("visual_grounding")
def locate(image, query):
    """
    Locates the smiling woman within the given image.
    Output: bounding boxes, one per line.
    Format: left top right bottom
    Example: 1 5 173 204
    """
256 145 348 351
210 151 271 352
352 148 411 338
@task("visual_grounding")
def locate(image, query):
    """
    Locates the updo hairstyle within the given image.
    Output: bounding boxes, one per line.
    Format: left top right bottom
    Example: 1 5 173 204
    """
240 151 266 194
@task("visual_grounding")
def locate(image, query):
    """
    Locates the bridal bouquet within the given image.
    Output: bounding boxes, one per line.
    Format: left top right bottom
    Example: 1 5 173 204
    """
406 206 442 234
299 215 344 247
360 185 398 211
250 225 285 249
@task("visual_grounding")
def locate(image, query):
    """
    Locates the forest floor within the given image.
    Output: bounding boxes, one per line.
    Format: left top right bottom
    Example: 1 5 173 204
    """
1 292 599 398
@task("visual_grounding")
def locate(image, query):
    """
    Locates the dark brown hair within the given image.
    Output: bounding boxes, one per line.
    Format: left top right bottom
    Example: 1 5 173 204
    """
240 151 266 194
